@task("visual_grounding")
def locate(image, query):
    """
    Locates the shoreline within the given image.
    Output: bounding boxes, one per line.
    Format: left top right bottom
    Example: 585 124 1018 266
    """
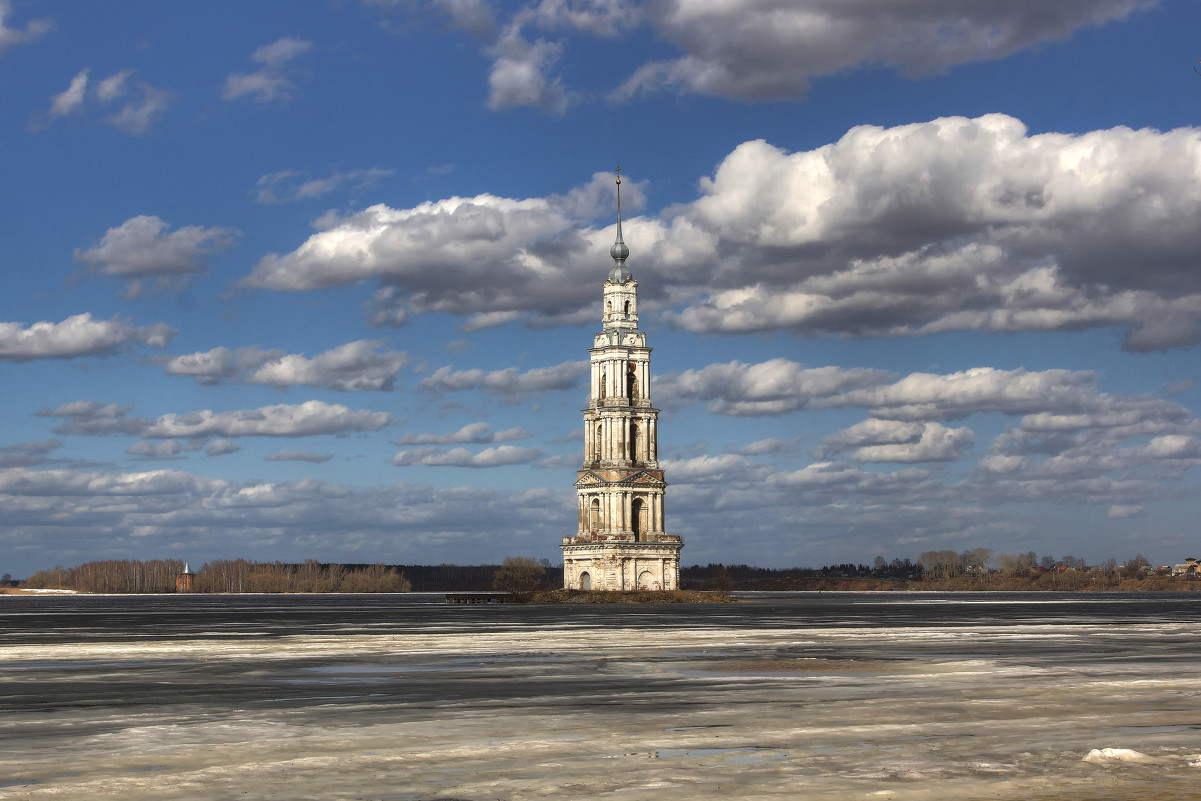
512 589 738 604
4 584 1199 597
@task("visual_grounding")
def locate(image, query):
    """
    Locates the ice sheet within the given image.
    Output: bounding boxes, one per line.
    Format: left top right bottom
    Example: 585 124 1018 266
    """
2 592 1199 800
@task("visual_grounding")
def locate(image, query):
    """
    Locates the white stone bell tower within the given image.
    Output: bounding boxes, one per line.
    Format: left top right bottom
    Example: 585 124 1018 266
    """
561 170 683 591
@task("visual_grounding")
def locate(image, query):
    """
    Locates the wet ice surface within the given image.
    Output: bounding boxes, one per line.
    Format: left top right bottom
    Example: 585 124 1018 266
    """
2 593 1200 800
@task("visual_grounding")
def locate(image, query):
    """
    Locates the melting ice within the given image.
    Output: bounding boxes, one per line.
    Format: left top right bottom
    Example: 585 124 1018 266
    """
1 592 1199 800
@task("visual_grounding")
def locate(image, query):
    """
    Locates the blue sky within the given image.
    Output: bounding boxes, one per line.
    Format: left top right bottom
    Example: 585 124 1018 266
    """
3 0 1201 578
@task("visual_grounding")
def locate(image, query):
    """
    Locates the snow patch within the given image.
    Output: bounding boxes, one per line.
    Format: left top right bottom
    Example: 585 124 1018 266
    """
2 588 78 594
1082 748 1162 765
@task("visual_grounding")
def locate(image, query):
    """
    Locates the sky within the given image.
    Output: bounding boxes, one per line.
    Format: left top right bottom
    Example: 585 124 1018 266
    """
2 0 1201 578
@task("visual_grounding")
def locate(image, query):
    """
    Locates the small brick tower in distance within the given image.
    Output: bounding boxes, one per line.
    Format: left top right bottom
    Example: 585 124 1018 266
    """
175 562 195 593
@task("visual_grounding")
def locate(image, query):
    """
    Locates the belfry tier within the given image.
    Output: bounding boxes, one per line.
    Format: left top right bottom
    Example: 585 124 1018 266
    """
585 279 656 465
576 274 666 542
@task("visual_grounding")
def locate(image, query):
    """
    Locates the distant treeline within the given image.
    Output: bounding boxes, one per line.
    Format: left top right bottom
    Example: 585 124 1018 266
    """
684 549 1199 592
23 559 413 594
15 548 1197 594
679 559 919 588
18 559 574 594
24 559 187 594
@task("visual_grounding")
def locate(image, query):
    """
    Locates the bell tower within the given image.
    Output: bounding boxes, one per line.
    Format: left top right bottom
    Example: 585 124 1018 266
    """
562 170 683 591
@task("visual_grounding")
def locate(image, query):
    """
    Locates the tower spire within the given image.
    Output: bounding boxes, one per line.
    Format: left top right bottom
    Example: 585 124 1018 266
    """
608 167 632 284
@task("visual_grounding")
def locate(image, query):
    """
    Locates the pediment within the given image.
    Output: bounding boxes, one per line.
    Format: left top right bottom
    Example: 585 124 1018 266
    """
619 471 666 488
574 471 605 487
574 469 666 489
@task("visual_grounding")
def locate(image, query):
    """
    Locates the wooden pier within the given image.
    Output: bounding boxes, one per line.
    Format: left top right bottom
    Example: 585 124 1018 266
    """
444 592 510 604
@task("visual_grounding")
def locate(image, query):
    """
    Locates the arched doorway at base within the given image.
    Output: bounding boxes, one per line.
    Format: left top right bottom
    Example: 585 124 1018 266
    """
638 570 655 590
579 571 592 590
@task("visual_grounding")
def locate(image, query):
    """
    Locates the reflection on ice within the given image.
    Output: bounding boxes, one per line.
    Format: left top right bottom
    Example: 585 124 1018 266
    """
2 592 1200 800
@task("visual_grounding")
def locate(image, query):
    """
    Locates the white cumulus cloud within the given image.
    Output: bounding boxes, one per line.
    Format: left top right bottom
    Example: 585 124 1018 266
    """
392 444 544 467
1142 435 1201 460
163 346 284 385
0 314 174 361
205 439 242 457
141 401 392 440
665 115 1201 350
38 400 392 439
75 215 237 298
396 422 532 445
846 422 976 464
660 453 761 484
247 341 410 392
833 368 1100 421
486 29 568 113
656 359 891 417
419 360 587 395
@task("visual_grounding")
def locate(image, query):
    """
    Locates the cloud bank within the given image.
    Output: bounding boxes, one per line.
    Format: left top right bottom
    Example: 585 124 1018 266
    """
241 115 1201 351
37 400 392 439
387 0 1154 109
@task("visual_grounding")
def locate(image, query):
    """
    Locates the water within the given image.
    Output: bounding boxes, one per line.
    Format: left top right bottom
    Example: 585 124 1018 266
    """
2 592 1199 799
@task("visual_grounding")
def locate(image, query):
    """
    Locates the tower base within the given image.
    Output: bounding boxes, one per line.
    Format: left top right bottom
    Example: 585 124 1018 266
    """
561 539 683 591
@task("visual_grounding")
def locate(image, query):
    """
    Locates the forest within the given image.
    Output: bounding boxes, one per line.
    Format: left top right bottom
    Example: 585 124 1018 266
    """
685 549 1197 592
21 559 412 594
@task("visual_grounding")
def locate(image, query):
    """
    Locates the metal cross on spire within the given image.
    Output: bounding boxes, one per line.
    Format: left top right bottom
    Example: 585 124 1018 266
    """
608 166 631 283
615 166 624 231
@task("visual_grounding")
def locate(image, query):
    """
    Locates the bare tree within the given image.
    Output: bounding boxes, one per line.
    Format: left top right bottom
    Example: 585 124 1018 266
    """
1125 554 1151 574
712 564 734 595
959 548 994 576
919 550 961 581
493 556 546 595
1061 555 1087 571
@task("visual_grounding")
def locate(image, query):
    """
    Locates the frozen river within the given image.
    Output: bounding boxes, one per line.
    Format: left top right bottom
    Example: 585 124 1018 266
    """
2 592 1199 800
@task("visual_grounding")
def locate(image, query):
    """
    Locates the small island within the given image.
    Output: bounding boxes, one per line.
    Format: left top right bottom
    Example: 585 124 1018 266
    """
516 588 736 604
